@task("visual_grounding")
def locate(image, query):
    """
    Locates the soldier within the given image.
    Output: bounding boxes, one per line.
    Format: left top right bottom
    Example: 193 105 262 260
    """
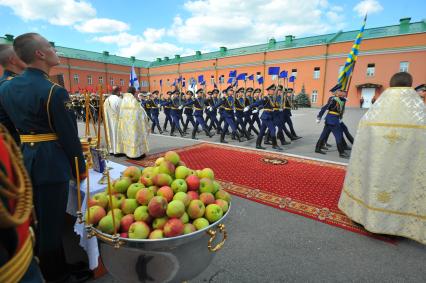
204 90 213 128
0 44 26 144
246 84 282 150
0 125 44 283
181 90 197 134
169 90 185 137
315 87 350 158
235 87 251 140
244 87 259 136
148 90 163 134
162 91 173 132
283 88 302 140
0 33 87 281
206 89 222 134
141 92 151 121
184 89 214 139
213 86 242 143
273 86 291 146
251 88 262 131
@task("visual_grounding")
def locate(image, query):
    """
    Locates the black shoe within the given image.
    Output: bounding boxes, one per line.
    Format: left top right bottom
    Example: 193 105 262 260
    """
205 129 214 138
315 148 327 154
281 140 291 146
272 137 283 150
326 143 332 147
339 152 350 158
344 145 352 150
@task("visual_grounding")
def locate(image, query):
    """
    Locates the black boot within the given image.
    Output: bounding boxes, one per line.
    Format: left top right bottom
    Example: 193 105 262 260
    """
216 128 222 135
244 130 252 140
170 124 176 136
163 121 168 132
272 137 283 151
157 124 163 134
178 126 185 137
315 139 327 154
256 137 266 149
191 128 198 140
204 129 214 138
235 132 243 142
264 135 272 145
220 131 228 143
337 143 350 158
346 133 354 144
277 132 290 145
342 138 351 150
151 124 156 134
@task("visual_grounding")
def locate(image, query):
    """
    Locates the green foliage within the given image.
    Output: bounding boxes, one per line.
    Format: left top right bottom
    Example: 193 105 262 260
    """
295 84 311 108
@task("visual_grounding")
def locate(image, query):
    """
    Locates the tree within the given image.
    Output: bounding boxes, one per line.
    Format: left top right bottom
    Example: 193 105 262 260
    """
295 84 311 108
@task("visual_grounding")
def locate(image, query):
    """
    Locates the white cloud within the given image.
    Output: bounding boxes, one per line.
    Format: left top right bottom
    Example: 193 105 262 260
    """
167 0 347 50
0 0 129 34
75 18 129 33
0 0 96 26
353 0 383 17
93 30 185 60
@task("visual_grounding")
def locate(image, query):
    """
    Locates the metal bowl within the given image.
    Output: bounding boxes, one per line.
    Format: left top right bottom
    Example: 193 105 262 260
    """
91 203 231 283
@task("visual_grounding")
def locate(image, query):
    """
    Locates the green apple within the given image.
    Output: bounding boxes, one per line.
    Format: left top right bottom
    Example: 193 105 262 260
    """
149 229 164 239
171 179 187 194
98 215 120 234
166 200 185 218
127 183 145 199
173 192 190 207
134 205 151 222
175 166 191 180
122 166 142 183
89 192 109 209
110 193 126 209
205 204 224 223
199 168 214 180
183 223 196 234
193 218 210 230
107 208 123 222
155 157 165 166
152 216 168 229
164 151 180 165
128 221 150 239
212 181 221 194
112 177 132 194
215 190 231 203
180 212 189 224
199 178 214 194
121 199 138 215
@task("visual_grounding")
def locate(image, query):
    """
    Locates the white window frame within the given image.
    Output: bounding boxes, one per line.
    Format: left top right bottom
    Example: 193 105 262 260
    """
311 90 318 103
313 68 320 80
291 69 297 78
366 64 375 77
98 76 103 84
120 79 124 86
110 77 114 86
399 61 409 72
73 74 79 84
87 75 92 85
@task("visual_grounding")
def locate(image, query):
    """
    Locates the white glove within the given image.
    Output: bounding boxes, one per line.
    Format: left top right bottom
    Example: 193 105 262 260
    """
243 106 250 112
279 109 283 112
316 118 321 124
157 104 161 108
178 105 183 110
233 110 236 114
208 106 213 111
252 109 258 114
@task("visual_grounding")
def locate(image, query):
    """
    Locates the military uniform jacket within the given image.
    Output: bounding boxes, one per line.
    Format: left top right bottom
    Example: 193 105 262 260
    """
161 98 171 113
317 96 346 125
214 96 235 119
148 98 160 116
283 95 293 116
235 97 245 118
0 68 85 185
250 95 275 120
182 98 194 115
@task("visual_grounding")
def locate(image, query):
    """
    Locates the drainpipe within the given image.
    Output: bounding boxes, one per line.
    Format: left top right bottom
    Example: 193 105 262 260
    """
320 43 329 106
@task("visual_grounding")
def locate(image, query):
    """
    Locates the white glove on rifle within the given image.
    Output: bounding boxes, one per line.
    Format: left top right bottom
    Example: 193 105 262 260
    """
157 104 161 108
316 118 321 124
178 105 183 110
252 109 258 114
243 106 250 112
208 106 213 111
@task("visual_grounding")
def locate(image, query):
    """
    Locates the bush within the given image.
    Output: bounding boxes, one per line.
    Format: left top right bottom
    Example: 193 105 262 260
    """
295 84 311 108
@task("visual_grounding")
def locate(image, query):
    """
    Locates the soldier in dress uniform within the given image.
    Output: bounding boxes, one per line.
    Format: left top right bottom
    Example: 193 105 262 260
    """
251 88 262 131
0 44 26 144
189 89 214 139
162 91 173 132
235 87 250 140
204 90 213 128
213 86 242 143
0 125 44 283
283 88 302 140
315 86 350 158
0 33 87 282
181 90 197 134
246 84 282 150
148 90 163 134
244 87 259 136
169 90 185 137
141 93 151 121
207 88 222 134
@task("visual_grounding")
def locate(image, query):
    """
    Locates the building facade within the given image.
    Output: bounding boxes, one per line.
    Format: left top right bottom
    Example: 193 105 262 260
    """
1 18 425 108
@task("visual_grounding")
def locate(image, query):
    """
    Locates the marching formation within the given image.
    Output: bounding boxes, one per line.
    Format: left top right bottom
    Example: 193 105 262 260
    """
139 84 302 150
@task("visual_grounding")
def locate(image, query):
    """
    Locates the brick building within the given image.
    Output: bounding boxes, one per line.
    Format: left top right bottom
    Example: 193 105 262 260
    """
1 17 425 108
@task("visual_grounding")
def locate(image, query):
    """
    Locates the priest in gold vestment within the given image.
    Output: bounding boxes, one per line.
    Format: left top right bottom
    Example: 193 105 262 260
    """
104 86 122 154
116 87 151 158
339 72 425 244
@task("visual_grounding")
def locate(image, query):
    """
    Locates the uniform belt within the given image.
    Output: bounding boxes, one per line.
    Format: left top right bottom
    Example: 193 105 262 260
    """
264 109 273 112
0 235 33 283
273 108 279 110
224 108 233 111
194 108 203 110
20 133 58 143
328 111 340 115
171 107 178 110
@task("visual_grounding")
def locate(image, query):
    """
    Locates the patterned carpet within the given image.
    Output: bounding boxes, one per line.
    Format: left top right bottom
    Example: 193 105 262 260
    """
128 143 395 242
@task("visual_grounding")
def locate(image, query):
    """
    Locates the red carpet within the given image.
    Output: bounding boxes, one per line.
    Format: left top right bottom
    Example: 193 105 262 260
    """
128 143 395 242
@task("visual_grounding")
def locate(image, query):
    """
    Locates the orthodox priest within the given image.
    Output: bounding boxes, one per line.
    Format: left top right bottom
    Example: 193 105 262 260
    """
116 86 150 159
103 86 122 155
338 72 426 244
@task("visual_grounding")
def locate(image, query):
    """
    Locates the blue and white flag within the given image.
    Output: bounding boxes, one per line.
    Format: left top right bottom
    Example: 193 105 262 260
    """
129 65 139 89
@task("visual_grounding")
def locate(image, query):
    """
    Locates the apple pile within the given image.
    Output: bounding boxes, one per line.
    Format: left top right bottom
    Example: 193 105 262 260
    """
86 151 231 239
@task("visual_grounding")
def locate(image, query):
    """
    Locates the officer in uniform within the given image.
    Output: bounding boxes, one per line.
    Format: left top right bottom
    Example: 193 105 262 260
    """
283 88 302 140
188 89 214 139
315 86 350 158
244 87 259 136
169 90 185 137
206 89 222 134
246 84 282 150
181 90 197 134
251 88 262 131
213 86 242 143
162 91 173 132
235 87 250 140
141 93 151 121
274 86 291 146
204 90 213 128
148 90 163 134
0 33 87 282
0 44 26 144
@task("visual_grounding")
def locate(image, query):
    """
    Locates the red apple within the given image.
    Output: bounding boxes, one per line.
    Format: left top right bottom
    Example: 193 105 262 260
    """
156 186 174 202
163 218 184 238
148 196 168 218
120 214 135 232
185 175 200 191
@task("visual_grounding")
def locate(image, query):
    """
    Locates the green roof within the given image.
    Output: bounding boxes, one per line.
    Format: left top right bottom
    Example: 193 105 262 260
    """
1 18 425 68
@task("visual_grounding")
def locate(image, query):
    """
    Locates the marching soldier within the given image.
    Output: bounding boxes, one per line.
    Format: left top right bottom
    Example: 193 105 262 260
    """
204 90 213 128
251 88 262 131
0 33 87 281
315 87 350 158
244 87 259 136
206 89 222 134
182 90 197 134
148 90 163 134
162 91 173 132
213 86 242 143
246 84 282 150
169 90 185 137
283 88 302 140
141 93 151 121
235 87 251 140
0 44 26 144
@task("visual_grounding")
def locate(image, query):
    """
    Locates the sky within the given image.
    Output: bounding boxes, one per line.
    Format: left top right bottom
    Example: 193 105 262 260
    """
0 0 424 61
